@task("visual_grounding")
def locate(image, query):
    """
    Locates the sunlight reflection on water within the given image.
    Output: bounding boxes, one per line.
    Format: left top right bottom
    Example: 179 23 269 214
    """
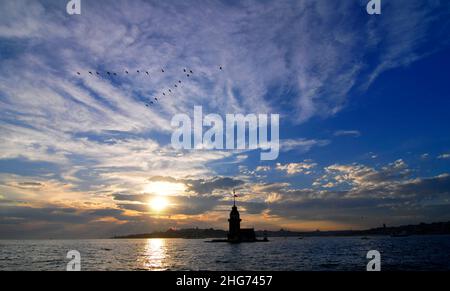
141 239 167 271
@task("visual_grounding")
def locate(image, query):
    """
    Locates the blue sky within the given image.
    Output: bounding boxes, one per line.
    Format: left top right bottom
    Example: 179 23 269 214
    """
0 0 450 238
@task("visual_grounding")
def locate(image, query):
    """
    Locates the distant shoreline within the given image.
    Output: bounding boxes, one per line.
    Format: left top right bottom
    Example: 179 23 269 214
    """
113 221 450 239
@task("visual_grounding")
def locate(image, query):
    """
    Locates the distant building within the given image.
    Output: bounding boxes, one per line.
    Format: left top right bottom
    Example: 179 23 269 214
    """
227 195 256 243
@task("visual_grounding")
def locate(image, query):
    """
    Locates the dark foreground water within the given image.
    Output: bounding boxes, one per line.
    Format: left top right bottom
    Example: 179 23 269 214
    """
1 236 450 271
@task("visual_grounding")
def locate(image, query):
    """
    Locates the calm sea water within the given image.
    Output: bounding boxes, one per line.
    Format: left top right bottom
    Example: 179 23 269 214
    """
1 236 450 271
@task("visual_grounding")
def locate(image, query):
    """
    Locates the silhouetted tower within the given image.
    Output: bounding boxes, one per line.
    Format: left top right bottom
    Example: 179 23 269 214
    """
228 190 241 242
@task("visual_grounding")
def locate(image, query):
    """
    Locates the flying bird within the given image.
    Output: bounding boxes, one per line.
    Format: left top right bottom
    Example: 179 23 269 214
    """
89 71 93 75
174 84 178 88
179 80 182 83
161 69 165 73
77 72 81 75
137 70 140 73
169 89 172 93
220 66 223 70
146 71 149 75
190 70 193 74
183 69 187 73
187 74 190 77
125 70 129 74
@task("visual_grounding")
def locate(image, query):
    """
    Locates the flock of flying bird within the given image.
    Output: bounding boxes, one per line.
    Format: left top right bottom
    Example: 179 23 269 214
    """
75 66 224 108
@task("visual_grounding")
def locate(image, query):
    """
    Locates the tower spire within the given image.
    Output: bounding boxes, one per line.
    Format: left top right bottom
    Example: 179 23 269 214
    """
233 189 236 207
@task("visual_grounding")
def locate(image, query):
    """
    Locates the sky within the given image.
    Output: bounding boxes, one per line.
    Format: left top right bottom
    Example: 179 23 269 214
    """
0 0 450 239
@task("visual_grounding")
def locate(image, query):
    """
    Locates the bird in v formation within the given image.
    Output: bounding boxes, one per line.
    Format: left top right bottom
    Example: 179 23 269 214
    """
76 66 224 108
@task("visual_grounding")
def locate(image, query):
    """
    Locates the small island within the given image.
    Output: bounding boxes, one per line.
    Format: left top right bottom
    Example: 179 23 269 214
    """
208 194 268 243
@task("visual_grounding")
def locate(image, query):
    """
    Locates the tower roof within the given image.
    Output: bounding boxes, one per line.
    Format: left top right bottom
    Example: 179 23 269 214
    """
229 203 240 218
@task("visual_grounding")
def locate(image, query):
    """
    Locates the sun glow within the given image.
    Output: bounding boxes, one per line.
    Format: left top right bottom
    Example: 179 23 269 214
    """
149 196 170 212
144 181 186 196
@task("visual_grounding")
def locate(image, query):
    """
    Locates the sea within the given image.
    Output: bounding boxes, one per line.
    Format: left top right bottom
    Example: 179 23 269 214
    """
1 235 450 271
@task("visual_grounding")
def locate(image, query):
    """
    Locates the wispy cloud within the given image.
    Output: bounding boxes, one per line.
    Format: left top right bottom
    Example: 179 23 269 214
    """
438 154 450 160
276 162 317 175
280 139 330 153
334 130 361 138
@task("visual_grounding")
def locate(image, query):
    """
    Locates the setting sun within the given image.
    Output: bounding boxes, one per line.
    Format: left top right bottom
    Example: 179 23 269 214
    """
149 196 170 212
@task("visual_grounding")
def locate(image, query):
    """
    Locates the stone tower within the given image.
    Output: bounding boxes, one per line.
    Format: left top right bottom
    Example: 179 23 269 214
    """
227 195 241 242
